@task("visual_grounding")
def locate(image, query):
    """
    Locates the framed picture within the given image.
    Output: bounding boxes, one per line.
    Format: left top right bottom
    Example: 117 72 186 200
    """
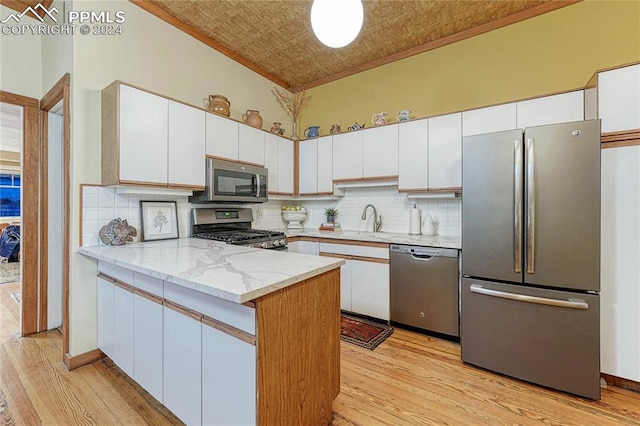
140 201 179 241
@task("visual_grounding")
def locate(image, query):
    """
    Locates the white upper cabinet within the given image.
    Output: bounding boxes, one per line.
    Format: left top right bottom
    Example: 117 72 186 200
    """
428 112 462 189
333 131 363 180
205 112 239 160
264 133 280 193
277 137 294 194
238 125 265 165
119 85 168 185
398 119 429 191
362 124 399 178
598 64 640 132
168 101 205 189
317 136 334 193
462 103 517 137
264 134 294 195
299 139 318 194
516 91 584 129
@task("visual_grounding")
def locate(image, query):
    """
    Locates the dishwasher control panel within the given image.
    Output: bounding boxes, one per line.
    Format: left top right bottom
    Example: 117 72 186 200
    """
390 244 457 258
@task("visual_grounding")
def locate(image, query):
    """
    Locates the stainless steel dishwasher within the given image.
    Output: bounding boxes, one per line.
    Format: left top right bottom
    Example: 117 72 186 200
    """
390 244 460 337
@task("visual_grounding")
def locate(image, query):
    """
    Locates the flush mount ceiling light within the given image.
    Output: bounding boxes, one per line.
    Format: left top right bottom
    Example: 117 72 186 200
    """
310 0 364 48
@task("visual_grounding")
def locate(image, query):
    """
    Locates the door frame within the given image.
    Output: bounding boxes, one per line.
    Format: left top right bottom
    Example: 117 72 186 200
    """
39 74 71 351
0 91 39 336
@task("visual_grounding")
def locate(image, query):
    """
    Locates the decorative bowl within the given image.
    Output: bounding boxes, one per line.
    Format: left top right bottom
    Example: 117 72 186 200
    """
282 210 307 229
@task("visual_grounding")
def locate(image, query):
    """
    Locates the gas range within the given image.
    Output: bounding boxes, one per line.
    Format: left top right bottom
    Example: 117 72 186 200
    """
191 208 287 250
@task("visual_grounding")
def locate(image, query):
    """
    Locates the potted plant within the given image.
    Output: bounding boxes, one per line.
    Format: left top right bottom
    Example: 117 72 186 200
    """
324 208 338 224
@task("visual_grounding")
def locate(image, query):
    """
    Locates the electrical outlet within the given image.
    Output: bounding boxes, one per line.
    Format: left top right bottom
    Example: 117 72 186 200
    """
256 209 263 219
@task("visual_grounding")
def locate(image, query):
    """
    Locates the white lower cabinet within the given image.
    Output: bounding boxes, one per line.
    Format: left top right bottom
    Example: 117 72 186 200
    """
319 242 390 320
288 240 318 255
112 285 134 377
350 261 390 320
97 277 114 359
133 293 163 403
163 305 202 426
202 322 256 426
339 261 352 312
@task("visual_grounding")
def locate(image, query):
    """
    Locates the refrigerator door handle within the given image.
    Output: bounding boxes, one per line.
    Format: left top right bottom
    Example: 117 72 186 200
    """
469 284 589 310
514 139 523 273
526 137 535 274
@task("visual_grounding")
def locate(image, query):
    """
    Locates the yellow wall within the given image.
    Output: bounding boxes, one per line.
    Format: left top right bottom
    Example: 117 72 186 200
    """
301 0 640 134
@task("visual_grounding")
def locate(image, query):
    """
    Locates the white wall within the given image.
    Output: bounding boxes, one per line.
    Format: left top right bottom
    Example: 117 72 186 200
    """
69 0 291 355
0 5 42 98
41 0 74 93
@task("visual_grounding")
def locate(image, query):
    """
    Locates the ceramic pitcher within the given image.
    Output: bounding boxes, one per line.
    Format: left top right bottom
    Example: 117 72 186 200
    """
205 94 230 117
304 126 320 138
243 109 263 129
371 112 388 126
398 109 411 121
270 122 285 135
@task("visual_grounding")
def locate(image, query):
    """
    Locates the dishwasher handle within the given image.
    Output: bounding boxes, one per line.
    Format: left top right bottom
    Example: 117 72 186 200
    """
411 253 433 261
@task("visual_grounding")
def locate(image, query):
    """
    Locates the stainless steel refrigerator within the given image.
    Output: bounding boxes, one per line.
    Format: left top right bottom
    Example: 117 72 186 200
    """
461 120 601 400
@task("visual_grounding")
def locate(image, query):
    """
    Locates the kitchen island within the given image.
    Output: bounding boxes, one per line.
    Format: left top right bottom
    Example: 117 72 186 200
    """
79 238 344 426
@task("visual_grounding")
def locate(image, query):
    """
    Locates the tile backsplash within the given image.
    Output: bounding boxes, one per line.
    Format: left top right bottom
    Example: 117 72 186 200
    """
250 186 461 236
81 185 461 247
81 186 191 247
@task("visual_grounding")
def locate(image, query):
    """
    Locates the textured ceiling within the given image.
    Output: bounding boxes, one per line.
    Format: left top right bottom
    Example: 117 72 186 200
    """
138 0 573 91
4 0 574 91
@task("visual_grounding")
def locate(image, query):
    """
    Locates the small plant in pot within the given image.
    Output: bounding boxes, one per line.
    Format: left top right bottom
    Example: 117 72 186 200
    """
324 208 338 223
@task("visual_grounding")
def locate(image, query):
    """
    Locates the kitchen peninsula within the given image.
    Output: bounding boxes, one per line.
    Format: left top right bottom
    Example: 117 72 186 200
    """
79 238 344 425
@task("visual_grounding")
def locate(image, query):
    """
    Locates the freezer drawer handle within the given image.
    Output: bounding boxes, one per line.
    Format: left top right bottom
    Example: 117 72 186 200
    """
469 284 588 310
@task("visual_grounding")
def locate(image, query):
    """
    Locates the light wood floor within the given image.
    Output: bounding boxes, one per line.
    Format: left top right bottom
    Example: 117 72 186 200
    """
2 284 639 426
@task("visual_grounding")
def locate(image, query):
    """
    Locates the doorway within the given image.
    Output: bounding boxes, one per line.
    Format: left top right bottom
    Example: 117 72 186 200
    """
0 91 38 337
39 74 71 353
0 102 23 339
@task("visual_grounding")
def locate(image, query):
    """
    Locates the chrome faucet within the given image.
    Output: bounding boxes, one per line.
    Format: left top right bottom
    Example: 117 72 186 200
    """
361 204 383 232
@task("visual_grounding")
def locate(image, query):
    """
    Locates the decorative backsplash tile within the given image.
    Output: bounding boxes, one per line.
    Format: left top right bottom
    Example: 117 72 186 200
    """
81 185 461 247
81 185 191 247
250 186 461 236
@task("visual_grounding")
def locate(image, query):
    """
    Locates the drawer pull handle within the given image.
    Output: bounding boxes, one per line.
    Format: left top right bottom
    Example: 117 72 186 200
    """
469 284 588 310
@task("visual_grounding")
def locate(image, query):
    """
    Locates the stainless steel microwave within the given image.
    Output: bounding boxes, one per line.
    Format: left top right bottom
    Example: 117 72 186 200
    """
189 158 268 203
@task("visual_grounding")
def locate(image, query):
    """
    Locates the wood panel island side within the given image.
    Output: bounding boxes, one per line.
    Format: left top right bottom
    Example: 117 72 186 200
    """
79 238 345 425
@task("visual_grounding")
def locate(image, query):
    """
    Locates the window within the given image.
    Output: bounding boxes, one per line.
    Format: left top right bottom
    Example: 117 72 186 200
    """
0 173 20 217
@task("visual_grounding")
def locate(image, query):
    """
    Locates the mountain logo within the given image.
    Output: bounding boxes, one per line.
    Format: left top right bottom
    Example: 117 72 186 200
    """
1 2 59 24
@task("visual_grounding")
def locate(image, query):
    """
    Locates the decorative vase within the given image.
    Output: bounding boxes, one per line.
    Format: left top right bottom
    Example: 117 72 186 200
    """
292 121 300 141
206 94 230 117
282 210 308 229
330 124 341 134
270 122 285 135
243 109 263 128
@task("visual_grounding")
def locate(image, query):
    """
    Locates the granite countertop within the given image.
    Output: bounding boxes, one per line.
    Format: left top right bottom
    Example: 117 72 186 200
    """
285 229 461 249
78 238 344 304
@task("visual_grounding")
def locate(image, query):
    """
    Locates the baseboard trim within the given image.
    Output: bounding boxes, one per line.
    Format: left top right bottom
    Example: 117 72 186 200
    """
63 348 105 371
601 373 640 393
